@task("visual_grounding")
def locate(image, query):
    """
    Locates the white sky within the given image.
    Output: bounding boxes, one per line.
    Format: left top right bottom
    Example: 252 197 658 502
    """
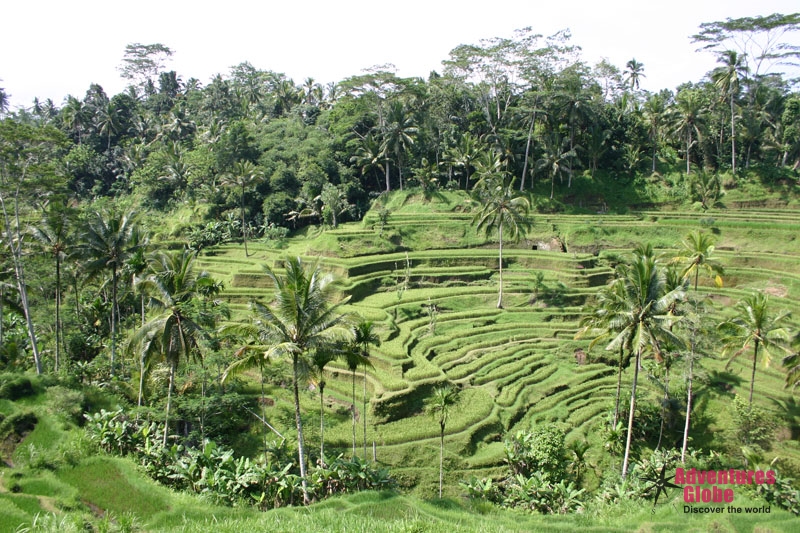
2 0 799 109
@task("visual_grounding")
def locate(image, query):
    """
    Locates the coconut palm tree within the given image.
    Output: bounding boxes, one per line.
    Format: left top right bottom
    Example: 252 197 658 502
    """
712 50 747 174
380 101 417 191
350 133 387 192
576 277 631 428
536 132 575 199
79 209 139 376
607 249 685 479
255 257 352 503
344 341 369 459
720 293 791 407
29 202 74 372
624 58 646 91
129 250 216 445
353 321 380 459
425 384 459 498
309 346 340 460
670 89 708 175
221 161 264 257
672 230 724 292
472 177 531 309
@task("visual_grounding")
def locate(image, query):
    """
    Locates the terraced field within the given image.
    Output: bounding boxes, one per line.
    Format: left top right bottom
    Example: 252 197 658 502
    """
195 190 800 493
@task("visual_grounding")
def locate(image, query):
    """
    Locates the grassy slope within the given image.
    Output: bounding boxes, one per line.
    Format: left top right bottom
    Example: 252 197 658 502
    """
3 185 800 531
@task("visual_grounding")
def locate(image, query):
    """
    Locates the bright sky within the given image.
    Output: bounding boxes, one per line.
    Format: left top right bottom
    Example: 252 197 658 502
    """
2 0 799 109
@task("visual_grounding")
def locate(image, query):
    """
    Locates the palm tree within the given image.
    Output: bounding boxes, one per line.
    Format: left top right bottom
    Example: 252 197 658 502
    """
671 89 708 175
221 161 264 257
0 85 9 116
783 333 800 388
607 249 685 478
576 277 631 428
61 96 87 145
255 257 352 504
344 341 369 458
309 346 340 461
129 250 216 445
624 59 646 92
353 321 380 459
79 209 139 376
712 50 747 174
720 293 791 407
381 101 417 191
672 230 724 292
30 202 74 372
425 384 459 498
472 177 531 309
220 329 285 451
643 91 669 173
350 133 387 192
446 133 479 190
537 132 575 199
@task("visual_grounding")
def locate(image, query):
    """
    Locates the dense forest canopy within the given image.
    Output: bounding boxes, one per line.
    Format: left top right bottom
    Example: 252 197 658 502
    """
1 14 800 529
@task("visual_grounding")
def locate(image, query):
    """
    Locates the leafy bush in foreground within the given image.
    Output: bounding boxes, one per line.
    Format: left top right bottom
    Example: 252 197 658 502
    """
84 408 393 509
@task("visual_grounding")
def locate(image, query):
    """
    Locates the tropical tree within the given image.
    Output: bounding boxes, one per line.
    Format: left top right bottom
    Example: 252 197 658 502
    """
537 132 575 199
670 89 708 174
350 133 386 192
29 202 74 372
221 160 264 256
576 277 630 428
129 250 216 445
446 133 480 190
671 230 724 292
624 58 646 92
472 177 531 308
353 321 380 459
309 346 340 460
783 346 800 391
606 249 685 478
720 293 792 407
425 383 459 498
344 339 369 458
381 101 417 191
255 257 352 503
643 91 670 173
712 50 747 173
79 209 139 376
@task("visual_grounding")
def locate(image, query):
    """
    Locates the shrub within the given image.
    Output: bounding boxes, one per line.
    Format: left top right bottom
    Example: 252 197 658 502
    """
0 373 35 400
504 423 567 482
46 386 86 425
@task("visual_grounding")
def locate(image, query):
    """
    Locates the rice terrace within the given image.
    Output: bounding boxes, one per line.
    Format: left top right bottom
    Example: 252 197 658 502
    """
2 10 800 533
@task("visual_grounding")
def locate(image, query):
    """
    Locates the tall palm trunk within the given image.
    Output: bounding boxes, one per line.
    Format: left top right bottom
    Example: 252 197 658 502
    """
748 339 760 407
730 94 736 174
163 360 175 446
655 364 670 451
55 256 62 372
438 421 445 498
497 224 504 309
110 267 118 376
0 193 43 374
612 347 624 427
520 109 537 191
241 183 249 257
681 341 695 463
686 130 692 175
363 365 368 459
622 350 641 479
319 381 326 460
351 370 357 458
293 354 309 504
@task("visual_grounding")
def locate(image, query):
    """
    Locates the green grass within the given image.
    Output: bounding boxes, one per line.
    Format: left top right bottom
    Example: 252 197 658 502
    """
57 457 170 516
